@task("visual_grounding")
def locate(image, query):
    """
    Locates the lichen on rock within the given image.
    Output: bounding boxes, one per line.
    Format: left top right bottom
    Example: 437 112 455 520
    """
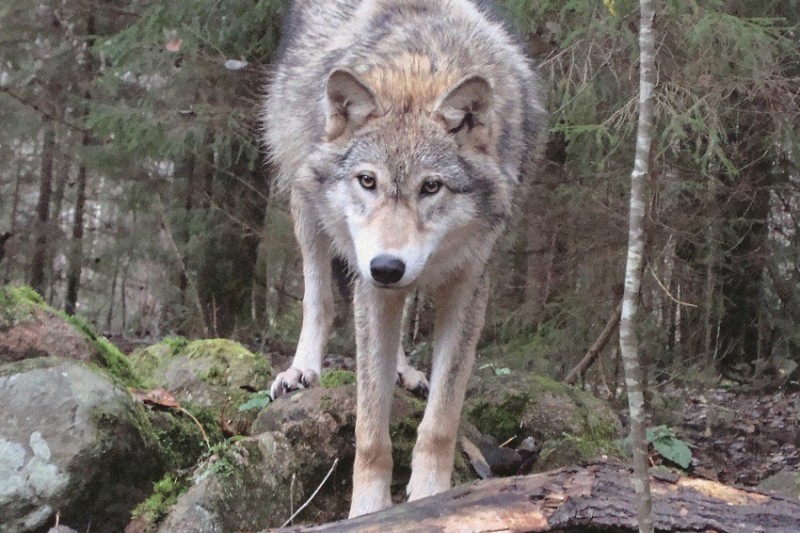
0 358 165 532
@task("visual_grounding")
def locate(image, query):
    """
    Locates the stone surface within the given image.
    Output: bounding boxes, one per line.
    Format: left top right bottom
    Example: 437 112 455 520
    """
0 285 138 385
128 338 271 413
157 385 436 531
758 470 800 501
0 358 164 533
465 373 623 471
1 286 98 364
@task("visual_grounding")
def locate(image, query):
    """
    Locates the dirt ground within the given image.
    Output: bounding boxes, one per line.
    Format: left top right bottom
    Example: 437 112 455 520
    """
658 385 799 488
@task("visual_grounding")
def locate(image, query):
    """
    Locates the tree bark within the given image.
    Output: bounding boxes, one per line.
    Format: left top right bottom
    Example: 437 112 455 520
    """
64 141 88 316
30 120 56 297
64 13 96 316
278 460 800 532
619 0 657 530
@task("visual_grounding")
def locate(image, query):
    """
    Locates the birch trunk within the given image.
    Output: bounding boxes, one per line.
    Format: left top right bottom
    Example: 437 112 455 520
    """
619 0 656 531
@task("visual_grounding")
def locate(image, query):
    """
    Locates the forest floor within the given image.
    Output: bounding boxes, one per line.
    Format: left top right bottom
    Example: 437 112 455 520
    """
655 384 799 489
121 336 799 491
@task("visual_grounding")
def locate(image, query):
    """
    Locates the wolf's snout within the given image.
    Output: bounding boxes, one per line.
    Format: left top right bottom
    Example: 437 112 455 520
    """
370 255 406 285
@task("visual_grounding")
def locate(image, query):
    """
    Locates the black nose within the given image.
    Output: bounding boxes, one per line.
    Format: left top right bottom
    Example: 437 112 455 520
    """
370 255 406 285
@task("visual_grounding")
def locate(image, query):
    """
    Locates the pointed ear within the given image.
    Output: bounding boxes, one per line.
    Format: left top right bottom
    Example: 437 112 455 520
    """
434 75 494 153
324 69 378 141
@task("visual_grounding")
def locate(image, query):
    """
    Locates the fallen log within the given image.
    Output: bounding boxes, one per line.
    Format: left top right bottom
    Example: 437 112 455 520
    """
276 459 800 532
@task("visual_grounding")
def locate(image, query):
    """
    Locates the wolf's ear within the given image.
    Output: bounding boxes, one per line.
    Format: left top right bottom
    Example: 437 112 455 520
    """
434 75 494 153
324 69 378 141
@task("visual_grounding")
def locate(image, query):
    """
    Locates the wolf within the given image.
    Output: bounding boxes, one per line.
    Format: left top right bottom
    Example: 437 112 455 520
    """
263 0 545 518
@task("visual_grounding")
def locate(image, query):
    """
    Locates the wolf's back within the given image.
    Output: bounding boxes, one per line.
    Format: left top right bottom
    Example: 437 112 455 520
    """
263 0 545 192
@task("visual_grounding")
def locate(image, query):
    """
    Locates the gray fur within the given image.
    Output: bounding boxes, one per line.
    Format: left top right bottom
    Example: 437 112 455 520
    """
263 0 546 518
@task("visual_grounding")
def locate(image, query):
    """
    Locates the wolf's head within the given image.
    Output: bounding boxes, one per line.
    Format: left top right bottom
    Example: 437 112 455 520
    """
311 67 513 289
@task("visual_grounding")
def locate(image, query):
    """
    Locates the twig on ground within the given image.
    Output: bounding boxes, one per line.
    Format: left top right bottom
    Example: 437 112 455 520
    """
281 458 340 528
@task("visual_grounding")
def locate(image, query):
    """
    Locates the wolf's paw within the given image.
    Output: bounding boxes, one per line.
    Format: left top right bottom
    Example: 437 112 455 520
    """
270 367 320 399
397 366 430 398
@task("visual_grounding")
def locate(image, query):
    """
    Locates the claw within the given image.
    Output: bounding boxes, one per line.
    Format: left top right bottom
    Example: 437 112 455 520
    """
397 367 430 399
270 367 320 399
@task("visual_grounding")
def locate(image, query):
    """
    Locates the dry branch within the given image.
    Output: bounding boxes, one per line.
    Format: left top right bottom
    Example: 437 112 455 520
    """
564 300 622 385
276 459 800 532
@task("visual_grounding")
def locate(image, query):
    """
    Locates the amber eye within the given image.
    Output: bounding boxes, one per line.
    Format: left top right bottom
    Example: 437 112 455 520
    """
420 179 442 196
357 174 376 190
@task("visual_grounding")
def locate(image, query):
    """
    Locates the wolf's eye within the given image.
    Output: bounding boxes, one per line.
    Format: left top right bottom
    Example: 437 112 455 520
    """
420 179 442 196
357 174 376 190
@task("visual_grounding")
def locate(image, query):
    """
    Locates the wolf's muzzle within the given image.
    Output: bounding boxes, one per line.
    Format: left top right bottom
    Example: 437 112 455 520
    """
370 255 406 285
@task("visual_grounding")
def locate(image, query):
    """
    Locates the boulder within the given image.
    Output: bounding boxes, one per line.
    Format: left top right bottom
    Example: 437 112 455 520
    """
0 285 138 385
128 338 271 414
465 373 623 471
145 372 623 530
156 385 444 531
0 358 165 533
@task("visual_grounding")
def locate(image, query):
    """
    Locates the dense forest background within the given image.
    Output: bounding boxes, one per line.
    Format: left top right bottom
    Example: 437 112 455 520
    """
1 0 798 391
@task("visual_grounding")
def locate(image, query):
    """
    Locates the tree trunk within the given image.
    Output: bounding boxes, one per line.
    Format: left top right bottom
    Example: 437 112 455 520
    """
279 460 800 532
106 257 119 331
121 260 129 331
64 134 89 316
64 13 96 316
619 0 656 530
3 161 23 283
155 194 209 336
47 145 72 302
30 120 56 297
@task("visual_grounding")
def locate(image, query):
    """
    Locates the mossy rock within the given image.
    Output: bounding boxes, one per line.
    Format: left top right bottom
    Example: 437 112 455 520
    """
0 357 165 532
128 338 271 415
466 373 622 471
0 285 138 386
156 433 298 532
321 369 357 387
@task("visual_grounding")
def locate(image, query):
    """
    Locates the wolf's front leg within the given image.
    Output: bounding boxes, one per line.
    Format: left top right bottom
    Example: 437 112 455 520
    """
396 292 430 395
349 279 406 518
396 346 430 396
270 192 334 399
406 270 488 500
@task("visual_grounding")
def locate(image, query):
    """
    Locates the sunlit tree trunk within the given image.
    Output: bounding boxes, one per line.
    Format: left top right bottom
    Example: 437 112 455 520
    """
619 0 656 531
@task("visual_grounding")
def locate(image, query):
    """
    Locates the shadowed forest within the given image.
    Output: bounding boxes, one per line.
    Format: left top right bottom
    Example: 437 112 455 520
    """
1 0 800 530
3 0 799 389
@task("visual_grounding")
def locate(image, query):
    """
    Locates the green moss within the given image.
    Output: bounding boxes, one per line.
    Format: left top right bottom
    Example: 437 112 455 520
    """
0 356 60 377
320 370 356 388
63 312 140 387
0 285 45 307
132 474 191 525
182 339 256 362
468 394 527 442
467 373 622 470
202 364 224 383
149 409 206 471
0 285 42 328
129 338 271 394
319 394 334 411
0 285 141 386
163 336 190 355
